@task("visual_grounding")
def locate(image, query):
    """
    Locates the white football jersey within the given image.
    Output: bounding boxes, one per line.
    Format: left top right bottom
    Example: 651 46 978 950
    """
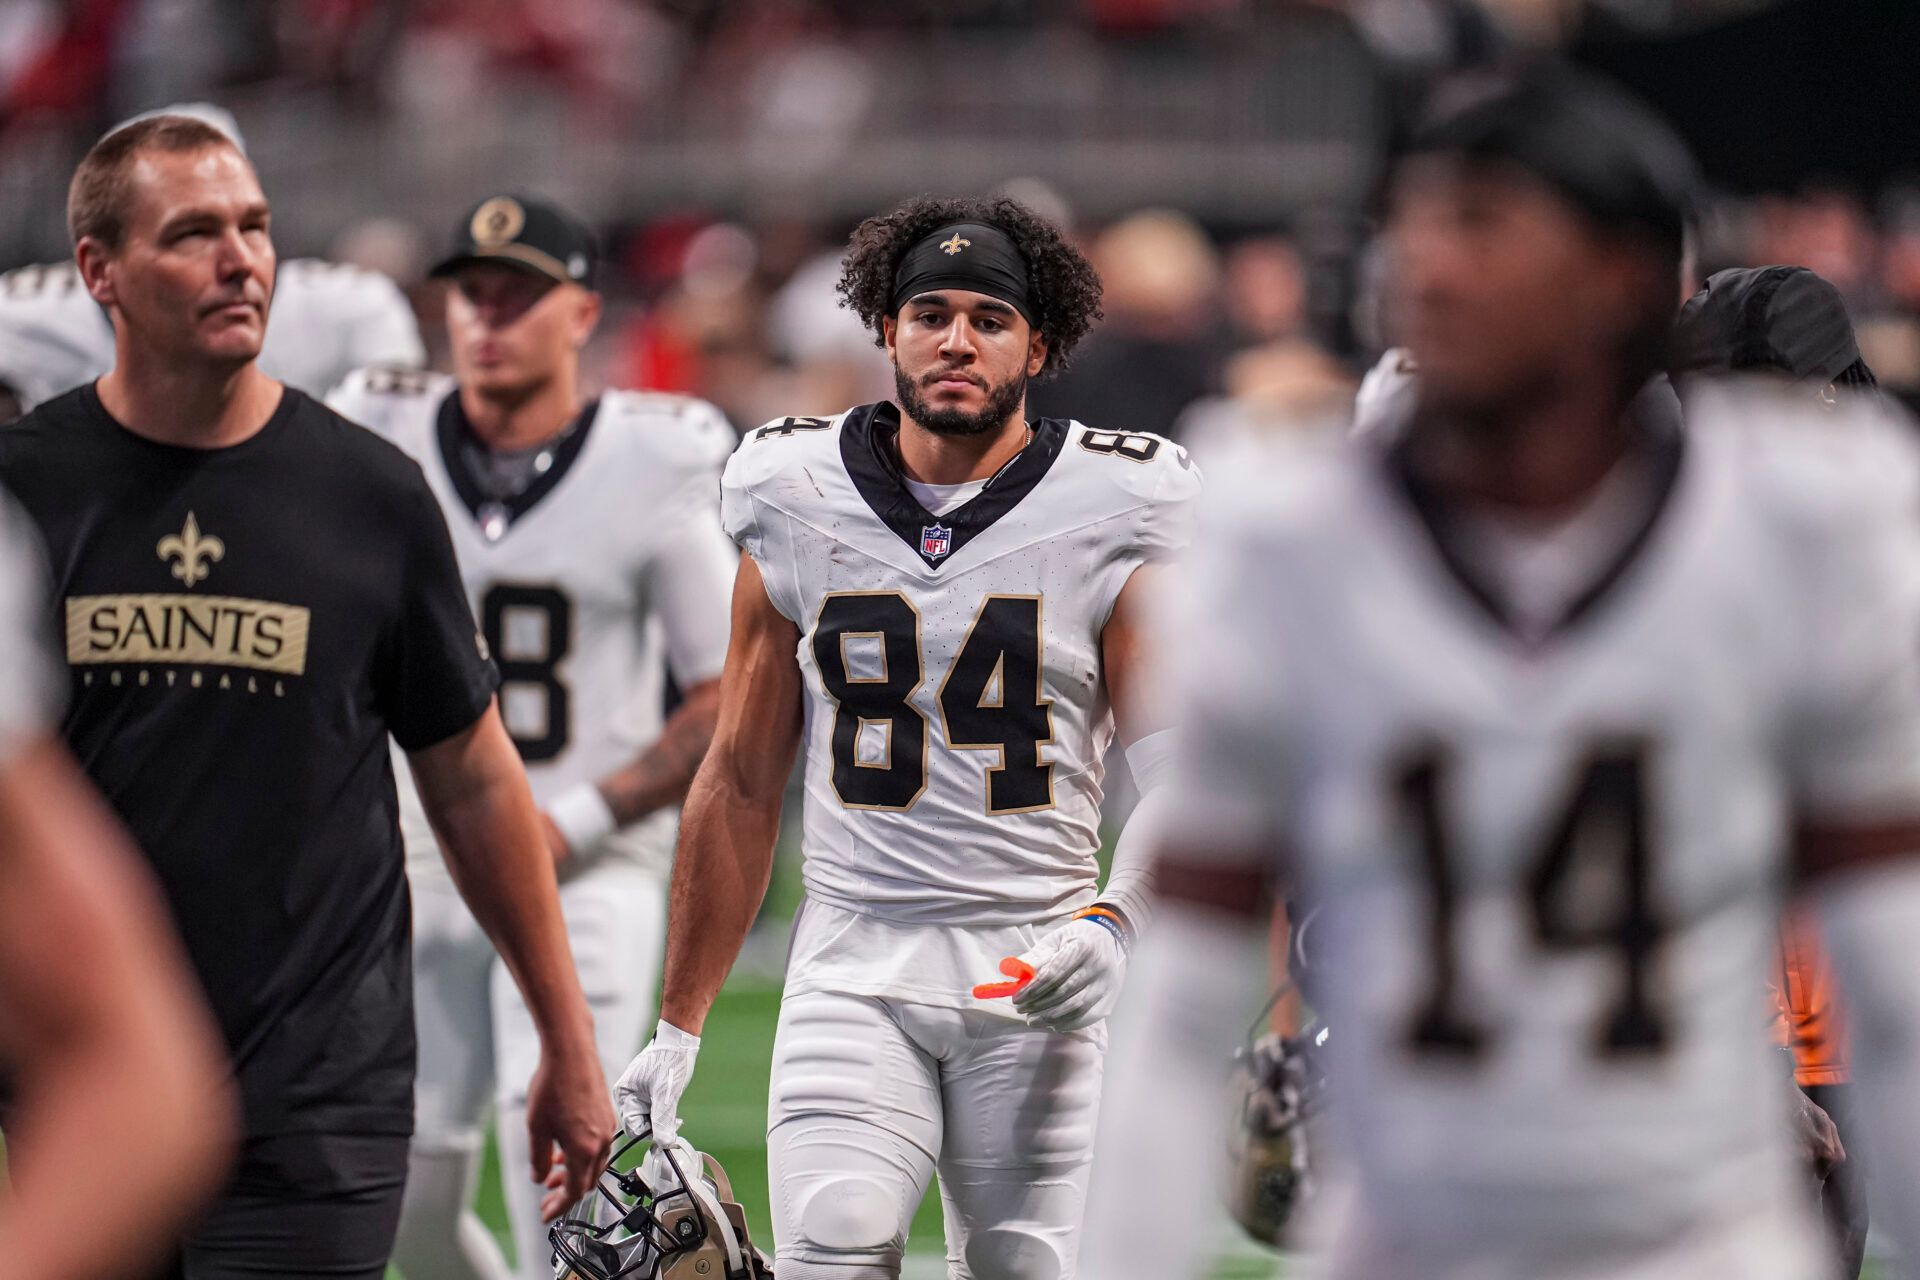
723 402 1199 1004
0 258 423 411
328 370 737 879
256 259 425 397
1167 382 1920 1278
0 489 57 760
0 261 104 412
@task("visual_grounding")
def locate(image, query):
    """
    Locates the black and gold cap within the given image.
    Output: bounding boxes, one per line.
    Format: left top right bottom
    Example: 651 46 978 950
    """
430 194 599 288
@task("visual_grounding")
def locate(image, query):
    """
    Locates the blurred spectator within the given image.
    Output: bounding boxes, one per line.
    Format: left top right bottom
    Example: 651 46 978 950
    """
1753 189 1877 304
1 0 127 125
1223 234 1309 348
1028 208 1224 438
763 240 893 415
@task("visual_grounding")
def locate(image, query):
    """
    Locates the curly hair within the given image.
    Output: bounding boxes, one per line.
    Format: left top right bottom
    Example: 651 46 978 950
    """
836 195 1102 377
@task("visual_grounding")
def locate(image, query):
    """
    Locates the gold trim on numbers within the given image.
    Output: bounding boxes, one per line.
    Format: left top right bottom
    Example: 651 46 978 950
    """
936 593 1057 816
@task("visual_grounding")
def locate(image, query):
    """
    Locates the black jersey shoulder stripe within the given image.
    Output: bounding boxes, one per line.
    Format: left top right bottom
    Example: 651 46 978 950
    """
433 391 600 533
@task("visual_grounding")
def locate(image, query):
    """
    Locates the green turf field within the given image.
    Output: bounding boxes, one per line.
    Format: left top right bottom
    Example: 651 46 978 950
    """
464 973 950 1274
450 966 1290 1279
448 974 1892 1278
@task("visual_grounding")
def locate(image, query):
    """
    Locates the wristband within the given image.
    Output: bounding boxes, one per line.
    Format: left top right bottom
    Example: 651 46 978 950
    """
548 782 618 854
1074 903 1133 949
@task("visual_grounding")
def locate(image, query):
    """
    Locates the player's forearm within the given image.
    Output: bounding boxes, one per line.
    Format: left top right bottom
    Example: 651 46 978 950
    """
657 763 783 1035
594 679 721 827
418 720 597 1057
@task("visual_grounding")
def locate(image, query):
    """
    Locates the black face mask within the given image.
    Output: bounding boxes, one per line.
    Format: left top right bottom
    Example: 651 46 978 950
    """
892 360 1028 438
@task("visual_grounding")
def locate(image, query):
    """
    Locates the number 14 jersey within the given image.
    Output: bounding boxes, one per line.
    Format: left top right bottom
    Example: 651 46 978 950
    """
1170 384 1920 1277
724 403 1198 965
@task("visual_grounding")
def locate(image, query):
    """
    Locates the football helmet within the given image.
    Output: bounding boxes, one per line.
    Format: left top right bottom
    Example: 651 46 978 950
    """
548 1125 774 1279
1225 1012 1328 1247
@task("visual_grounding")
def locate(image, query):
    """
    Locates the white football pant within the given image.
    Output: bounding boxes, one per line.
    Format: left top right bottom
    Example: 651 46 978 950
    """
767 990 1104 1280
395 863 666 1280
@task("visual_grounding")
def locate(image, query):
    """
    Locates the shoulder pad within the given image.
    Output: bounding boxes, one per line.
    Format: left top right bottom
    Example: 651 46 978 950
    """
597 390 736 470
1066 423 1202 501
1210 427 1362 545
728 411 846 481
0 261 87 304
1059 422 1204 558
1694 379 1920 536
325 365 450 430
340 365 449 401
744 414 839 444
278 257 395 295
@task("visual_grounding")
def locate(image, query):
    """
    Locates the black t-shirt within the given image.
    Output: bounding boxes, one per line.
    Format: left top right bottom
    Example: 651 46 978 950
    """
0 383 499 1136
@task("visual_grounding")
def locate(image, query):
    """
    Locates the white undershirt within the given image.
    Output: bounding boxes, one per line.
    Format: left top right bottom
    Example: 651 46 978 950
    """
1454 453 1655 634
904 476 990 517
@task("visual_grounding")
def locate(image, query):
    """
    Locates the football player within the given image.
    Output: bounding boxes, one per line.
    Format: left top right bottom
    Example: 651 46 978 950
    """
613 194 1200 1279
1086 69 1920 1280
0 105 422 420
328 196 736 1280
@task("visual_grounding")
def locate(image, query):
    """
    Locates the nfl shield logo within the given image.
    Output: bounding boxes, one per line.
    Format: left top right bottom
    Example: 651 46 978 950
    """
920 523 953 561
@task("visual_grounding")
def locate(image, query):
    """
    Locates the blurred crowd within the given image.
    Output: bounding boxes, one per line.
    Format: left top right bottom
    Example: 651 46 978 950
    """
361 183 1920 447
7 0 1919 436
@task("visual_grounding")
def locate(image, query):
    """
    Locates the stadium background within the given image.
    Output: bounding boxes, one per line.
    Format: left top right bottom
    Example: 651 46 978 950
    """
4 1 1919 1275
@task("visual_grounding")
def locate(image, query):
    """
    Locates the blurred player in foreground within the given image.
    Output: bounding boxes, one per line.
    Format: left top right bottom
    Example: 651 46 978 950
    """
0 105 422 421
330 194 736 1280
0 494 236 1280
616 194 1200 1279
1086 68 1920 1280
0 114 612 1277
1673 262 1888 1279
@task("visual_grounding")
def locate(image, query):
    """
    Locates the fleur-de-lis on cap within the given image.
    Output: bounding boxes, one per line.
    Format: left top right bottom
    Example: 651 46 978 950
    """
157 511 224 588
940 233 971 256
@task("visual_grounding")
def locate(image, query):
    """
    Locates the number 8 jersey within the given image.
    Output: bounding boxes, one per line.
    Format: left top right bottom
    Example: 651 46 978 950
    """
724 403 1198 1005
328 370 737 880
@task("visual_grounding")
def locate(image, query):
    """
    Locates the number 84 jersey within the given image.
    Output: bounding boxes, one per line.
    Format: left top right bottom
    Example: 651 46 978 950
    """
724 402 1199 940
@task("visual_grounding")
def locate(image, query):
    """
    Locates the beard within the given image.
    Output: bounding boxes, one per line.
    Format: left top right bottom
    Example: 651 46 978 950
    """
894 362 1028 438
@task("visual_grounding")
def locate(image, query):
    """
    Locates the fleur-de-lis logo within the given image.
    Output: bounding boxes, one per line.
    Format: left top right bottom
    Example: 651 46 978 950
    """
471 196 525 248
157 512 224 588
940 233 971 256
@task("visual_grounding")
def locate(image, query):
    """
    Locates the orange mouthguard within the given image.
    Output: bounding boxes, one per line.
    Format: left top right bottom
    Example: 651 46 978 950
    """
971 956 1036 1000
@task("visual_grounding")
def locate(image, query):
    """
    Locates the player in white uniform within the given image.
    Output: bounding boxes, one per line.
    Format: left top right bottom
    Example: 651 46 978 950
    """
613 196 1200 1280
0 106 420 419
1086 70 1920 1280
327 195 736 1280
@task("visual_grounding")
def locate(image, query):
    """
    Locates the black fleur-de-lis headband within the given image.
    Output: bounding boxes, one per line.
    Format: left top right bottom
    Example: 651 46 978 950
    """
889 221 1036 325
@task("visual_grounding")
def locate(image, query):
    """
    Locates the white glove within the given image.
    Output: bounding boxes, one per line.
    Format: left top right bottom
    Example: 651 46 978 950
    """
1011 912 1129 1032
615 1019 700 1143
